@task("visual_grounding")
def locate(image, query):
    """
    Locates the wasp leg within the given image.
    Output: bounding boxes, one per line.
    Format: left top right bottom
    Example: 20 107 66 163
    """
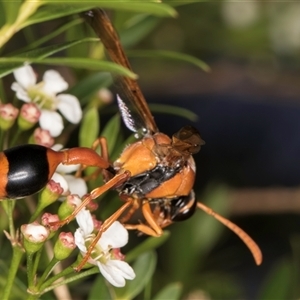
197 202 263 266
50 172 130 230
119 194 139 223
124 201 163 237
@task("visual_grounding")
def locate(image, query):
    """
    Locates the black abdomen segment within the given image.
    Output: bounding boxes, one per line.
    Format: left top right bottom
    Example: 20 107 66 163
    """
4 145 50 198
120 165 178 196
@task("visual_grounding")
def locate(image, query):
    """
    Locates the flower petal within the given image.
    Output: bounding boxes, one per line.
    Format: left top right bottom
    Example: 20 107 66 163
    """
99 221 128 250
107 260 136 280
97 260 135 287
64 175 87 197
76 209 94 236
52 144 64 151
57 94 82 124
97 261 126 287
74 228 87 253
39 110 63 137
13 65 37 89
42 70 68 95
11 82 31 102
56 163 80 174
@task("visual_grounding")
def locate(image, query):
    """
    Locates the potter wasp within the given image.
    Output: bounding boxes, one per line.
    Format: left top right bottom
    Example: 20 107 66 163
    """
0 8 262 270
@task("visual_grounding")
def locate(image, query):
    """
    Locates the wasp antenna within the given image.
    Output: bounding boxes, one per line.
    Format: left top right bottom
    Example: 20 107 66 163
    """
196 202 263 266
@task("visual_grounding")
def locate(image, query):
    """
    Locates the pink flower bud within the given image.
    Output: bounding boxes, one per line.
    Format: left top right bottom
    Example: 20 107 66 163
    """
58 194 82 220
41 213 60 231
47 179 64 195
54 232 76 260
87 200 98 212
20 103 41 123
59 232 76 249
0 103 19 130
33 128 54 147
0 103 19 120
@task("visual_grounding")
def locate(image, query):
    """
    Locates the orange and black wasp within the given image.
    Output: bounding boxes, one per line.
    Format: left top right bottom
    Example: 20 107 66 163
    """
0 8 262 270
66 8 262 270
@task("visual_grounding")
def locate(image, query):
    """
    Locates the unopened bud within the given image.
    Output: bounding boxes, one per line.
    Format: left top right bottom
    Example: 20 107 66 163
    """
32 128 54 147
21 222 49 254
58 194 82 220
41 213 60 237
18 103 41 130
54 232 76 260
0 103 19 130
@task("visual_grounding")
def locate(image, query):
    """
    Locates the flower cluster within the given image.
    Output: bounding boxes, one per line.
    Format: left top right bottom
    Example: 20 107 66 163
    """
1 64 136 293
11 64 82 137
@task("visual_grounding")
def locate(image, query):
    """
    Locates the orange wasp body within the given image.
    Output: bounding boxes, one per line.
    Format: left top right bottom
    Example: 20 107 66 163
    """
63 8 263 270
0 8 262 271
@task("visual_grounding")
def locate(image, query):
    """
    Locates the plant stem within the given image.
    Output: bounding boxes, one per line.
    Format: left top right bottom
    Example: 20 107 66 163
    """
2 245 24 300
36 257 59 290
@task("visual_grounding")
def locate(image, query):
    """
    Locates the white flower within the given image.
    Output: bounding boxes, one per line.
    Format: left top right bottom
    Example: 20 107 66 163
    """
11 64 82 137
75 209 135 287
50 144 87 197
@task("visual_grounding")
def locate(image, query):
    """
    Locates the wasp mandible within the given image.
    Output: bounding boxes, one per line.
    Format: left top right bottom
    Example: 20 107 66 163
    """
55 8 262 271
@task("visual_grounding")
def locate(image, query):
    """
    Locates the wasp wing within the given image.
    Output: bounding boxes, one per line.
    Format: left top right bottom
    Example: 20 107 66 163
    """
83 8 158 135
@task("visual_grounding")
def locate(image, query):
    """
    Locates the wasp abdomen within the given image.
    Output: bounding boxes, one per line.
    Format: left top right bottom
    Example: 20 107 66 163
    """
4 145 49 198
169 191 196 222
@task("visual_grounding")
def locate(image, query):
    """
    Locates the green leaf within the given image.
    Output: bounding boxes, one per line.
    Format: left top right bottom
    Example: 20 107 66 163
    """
149 103 198 122
114 251 157 299
120 15 162 48
258 258 293 300
13 18 84 55
153 282 183 300
20 4 96 28
79 107 99 148
128 49 210 72
101 114 120 154
22 2 176 29
1 0 22 25
88 274 115 300
0 57 137 79
18 38 98 59
126 231 170 263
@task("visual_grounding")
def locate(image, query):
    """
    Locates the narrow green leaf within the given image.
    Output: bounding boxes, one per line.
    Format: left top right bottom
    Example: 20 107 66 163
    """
79 107 99 148
16 38 98 59
128 49 210 72
20 4 96 28
13 18 84 55
153 282 183 300
0 57 137 79
149 103 198 122
126 231 170 263
21 2 176 29
101 114 120 154
114 251 157 299
120 15 162 48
